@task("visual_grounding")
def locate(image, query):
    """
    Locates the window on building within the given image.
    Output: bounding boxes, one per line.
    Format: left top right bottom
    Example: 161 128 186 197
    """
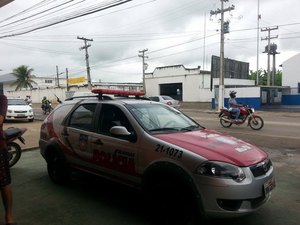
45 80 53 84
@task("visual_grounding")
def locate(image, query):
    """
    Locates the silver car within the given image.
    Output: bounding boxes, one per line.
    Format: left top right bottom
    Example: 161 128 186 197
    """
39 90 275 224
148 95 180 109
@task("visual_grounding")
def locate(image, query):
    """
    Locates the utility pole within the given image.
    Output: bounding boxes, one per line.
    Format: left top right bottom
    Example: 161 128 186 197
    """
210 0 235 110
56 65 63 88
66 68 69 91
138 49 148 93
256 0 261 85
77 36 93 90
261 26 278 86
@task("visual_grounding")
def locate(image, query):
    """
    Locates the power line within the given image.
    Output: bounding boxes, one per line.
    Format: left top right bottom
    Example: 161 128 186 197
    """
0 0 133 39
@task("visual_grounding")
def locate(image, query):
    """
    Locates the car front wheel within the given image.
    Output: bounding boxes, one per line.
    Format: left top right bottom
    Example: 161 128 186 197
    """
147 179 198 225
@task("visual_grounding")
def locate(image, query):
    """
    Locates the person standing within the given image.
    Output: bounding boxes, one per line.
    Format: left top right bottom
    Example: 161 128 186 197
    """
0 94 17 225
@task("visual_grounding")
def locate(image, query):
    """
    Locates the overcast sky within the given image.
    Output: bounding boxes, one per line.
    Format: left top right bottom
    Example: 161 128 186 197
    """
0 0 299 83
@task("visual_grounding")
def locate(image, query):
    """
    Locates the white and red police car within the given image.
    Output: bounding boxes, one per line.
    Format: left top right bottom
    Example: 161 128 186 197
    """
39 89 275 224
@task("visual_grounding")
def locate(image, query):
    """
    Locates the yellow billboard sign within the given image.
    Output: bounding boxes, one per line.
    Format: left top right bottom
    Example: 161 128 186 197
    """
68 76 86 84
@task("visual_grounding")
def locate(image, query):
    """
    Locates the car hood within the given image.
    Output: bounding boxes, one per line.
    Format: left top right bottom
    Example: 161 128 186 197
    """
153 129 267 166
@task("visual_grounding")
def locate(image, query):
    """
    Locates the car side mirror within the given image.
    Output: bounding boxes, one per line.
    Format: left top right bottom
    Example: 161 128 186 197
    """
110 126 137 142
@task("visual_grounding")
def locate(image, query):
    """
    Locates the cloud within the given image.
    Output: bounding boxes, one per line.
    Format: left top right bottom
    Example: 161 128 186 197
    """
0 0 300 82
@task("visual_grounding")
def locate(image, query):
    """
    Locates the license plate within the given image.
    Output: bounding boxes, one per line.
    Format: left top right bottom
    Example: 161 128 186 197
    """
264 177 276 196
17 114 25 117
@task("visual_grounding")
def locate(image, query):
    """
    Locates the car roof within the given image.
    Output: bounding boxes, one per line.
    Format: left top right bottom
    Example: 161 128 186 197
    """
63 94 154 106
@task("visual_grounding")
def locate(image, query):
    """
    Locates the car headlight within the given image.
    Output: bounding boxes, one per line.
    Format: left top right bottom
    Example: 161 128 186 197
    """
196 161 246 182
8 109 12 113
29 109 32 113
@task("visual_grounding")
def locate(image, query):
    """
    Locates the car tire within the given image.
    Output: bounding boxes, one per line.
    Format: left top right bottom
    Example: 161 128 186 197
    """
147 179 198 225
47 151 70 184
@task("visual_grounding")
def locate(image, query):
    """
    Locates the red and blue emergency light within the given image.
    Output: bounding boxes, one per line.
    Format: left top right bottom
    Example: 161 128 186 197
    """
91 89 145 97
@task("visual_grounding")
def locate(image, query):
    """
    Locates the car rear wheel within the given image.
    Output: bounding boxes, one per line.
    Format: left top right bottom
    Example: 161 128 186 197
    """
47 151 70 184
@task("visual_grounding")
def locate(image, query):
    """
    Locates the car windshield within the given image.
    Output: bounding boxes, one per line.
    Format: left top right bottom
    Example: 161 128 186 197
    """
8 99 27 105
127 103 203 134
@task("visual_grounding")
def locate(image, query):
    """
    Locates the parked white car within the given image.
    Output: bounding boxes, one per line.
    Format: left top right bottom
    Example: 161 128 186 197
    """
6 97 34 122
148 95 180 109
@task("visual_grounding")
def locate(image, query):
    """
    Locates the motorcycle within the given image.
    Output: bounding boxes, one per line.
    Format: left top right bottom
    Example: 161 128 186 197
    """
42 102 52 114
4 127 27 167
218 105 264 130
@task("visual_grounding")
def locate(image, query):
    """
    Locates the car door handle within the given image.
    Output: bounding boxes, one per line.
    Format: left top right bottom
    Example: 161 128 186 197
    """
92 139 103 145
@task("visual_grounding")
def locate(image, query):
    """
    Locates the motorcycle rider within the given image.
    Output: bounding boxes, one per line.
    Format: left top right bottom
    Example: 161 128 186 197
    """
25 95 32 105
228 91 242 122
41 96 51 111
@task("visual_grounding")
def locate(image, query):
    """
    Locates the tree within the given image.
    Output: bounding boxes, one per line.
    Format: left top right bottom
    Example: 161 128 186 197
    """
11 65 37 91
249 69 282 86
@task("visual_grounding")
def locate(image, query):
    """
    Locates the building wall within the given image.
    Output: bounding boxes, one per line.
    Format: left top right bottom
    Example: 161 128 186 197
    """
146 65 212 102
4 84 143 104
282 53 300 88
3 77 67 92
146 73 212 102
213 86 261 109
146 65 259 104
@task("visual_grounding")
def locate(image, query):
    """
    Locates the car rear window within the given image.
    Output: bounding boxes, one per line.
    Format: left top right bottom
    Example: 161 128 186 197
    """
69 104 97 131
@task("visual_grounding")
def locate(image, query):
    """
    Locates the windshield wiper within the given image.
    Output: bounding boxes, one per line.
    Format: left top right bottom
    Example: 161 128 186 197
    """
181 125 201 131
149 127 179 132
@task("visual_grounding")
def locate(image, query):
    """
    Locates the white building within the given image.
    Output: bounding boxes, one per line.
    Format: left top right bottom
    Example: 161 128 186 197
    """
145 65 211 102
145 65 257 106
282 53 300 94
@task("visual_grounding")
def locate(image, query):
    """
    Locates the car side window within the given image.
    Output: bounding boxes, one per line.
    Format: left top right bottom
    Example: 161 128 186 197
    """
98 104 134 137
69 104 97 131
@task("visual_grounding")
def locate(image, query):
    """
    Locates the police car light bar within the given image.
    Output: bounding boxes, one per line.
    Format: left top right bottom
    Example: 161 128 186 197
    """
92 89 145 97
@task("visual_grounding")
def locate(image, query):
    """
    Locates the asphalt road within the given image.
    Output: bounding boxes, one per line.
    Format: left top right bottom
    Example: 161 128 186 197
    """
1 105 299 225
181 109 300 150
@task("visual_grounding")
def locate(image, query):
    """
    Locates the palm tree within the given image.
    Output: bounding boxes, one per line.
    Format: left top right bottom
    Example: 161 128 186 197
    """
11 65 37 91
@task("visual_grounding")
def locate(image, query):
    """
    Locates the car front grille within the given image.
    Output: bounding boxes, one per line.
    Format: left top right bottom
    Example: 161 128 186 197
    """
14 110 27 113
250 158 272 177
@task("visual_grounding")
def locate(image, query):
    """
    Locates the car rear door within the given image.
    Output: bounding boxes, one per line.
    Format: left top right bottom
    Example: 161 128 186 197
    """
63 103 98 164
89 103 141 184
